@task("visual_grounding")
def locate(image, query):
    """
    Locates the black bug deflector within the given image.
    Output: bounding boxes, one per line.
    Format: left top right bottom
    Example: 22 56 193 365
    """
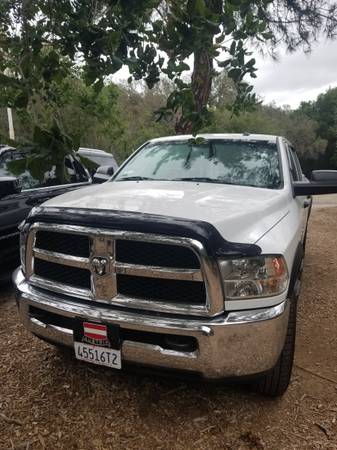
26 206 261 259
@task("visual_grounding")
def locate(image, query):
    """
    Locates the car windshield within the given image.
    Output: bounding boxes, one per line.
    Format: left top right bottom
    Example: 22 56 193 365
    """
114 139 282 189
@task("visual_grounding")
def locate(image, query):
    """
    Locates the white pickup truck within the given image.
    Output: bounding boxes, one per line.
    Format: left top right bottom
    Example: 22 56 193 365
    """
14 134 337 396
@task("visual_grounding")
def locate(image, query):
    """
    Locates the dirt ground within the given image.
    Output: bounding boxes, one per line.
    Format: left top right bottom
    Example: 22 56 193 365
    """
1 204 337 450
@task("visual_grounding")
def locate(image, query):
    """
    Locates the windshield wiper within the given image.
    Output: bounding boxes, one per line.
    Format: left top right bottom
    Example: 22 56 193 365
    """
172 177 218 183
116 176 154 181
173 177 236 185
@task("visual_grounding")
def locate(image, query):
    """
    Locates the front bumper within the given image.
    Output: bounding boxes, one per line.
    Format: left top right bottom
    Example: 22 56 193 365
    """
14 269 289 379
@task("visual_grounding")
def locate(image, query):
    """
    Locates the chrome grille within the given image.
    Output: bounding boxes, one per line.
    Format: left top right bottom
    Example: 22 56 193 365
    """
26 223 224 316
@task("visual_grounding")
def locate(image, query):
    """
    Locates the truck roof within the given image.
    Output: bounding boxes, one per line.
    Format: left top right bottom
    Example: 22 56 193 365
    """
149 133 279 144
78 147 113 156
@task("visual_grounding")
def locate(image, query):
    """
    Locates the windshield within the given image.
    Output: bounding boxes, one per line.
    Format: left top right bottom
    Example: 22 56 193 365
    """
114 140 282 189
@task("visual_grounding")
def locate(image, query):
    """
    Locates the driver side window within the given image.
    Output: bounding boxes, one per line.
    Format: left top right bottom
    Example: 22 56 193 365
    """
286 145 302 182
0 150 40 190
0 150 89 190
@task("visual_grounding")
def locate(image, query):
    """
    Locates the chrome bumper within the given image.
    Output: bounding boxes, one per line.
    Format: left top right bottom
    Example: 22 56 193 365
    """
14 269 289 379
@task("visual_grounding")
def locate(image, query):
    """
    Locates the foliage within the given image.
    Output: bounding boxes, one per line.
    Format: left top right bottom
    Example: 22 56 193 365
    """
0 0 160 157
0 0 158 100
201 101 326 172
1 0 337 140
130 0 337 132
1 0 336 172
1 76 328 177
299 88 337 167
300 88 337 142
8 121 75 185
0 77 175 163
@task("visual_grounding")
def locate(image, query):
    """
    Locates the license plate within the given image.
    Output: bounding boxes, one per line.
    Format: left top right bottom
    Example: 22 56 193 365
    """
74 342 121 369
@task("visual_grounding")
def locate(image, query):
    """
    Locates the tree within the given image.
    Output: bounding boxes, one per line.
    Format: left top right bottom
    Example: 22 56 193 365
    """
133 0 337 132
1 0 337 141
0 0 159 152
300 88 337 168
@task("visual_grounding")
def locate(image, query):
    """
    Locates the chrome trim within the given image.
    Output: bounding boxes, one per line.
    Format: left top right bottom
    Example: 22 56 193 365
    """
90 233 117 300
226 301 287 323
30 317 73 337
29 277 210 317
30 275 92 300
103 294 208 315
15 269 290 379
23 181 90 193
115 262 203 282
26 222 224 317
33 249 90 269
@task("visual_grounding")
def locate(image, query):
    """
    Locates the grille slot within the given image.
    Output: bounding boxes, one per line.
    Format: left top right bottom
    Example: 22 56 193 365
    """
35 231 90 257
117 274 206 305
116 240 200 269
34 259 91 289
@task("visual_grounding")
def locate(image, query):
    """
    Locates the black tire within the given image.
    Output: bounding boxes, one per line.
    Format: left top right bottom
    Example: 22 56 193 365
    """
253 289 298 397
302 225 309 255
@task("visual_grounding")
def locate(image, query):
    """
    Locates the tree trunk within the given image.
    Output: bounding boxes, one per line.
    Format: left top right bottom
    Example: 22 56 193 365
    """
175 49 213 135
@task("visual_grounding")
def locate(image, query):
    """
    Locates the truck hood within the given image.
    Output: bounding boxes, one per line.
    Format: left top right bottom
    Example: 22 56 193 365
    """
42 181 290 244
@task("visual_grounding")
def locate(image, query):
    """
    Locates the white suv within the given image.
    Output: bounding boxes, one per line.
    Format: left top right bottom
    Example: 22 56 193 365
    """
14 134 337 396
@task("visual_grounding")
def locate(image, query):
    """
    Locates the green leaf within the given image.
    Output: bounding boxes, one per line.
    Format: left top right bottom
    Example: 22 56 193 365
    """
228 68 242 82
13 91 29 108
262 31 274 40
229 40 236 56
187 0 206 17
215 34 225 44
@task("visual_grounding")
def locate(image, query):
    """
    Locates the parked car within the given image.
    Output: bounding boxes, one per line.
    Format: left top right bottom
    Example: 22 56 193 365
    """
77 148 118 177
14 134 337 396
0 145 91 282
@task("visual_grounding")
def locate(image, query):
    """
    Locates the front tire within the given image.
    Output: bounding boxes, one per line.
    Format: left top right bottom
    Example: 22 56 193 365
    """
253 290 298 397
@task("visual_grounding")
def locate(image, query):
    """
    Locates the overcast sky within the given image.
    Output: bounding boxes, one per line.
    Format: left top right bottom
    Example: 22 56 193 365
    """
252 39 337 108
113 38 337 110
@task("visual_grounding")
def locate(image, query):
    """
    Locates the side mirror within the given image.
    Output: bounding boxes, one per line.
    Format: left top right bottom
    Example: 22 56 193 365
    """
92 165 115 184
0 177 22 197
293 170 337 196
311 170 337 183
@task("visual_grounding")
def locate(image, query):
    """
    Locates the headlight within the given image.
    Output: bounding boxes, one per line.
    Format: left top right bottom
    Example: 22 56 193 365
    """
218 255 289 300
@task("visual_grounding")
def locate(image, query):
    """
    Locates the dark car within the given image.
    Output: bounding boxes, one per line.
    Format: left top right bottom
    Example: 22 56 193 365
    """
77 148 118 176
0 145 91 282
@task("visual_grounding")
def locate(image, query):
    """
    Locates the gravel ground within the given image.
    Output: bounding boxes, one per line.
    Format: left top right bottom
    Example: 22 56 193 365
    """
1 206 337 450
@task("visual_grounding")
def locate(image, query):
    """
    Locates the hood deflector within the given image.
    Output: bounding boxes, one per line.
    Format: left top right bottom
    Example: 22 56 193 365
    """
26 206 261 259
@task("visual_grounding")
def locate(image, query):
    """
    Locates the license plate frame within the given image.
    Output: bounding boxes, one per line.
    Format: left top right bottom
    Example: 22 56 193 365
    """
73 320 122 369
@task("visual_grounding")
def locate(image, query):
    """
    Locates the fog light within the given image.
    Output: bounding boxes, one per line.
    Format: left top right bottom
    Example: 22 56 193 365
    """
164 335 197 352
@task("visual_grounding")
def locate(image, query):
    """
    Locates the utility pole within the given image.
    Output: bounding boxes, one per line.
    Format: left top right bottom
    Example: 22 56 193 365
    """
7 107 15 140
4 68 15 140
